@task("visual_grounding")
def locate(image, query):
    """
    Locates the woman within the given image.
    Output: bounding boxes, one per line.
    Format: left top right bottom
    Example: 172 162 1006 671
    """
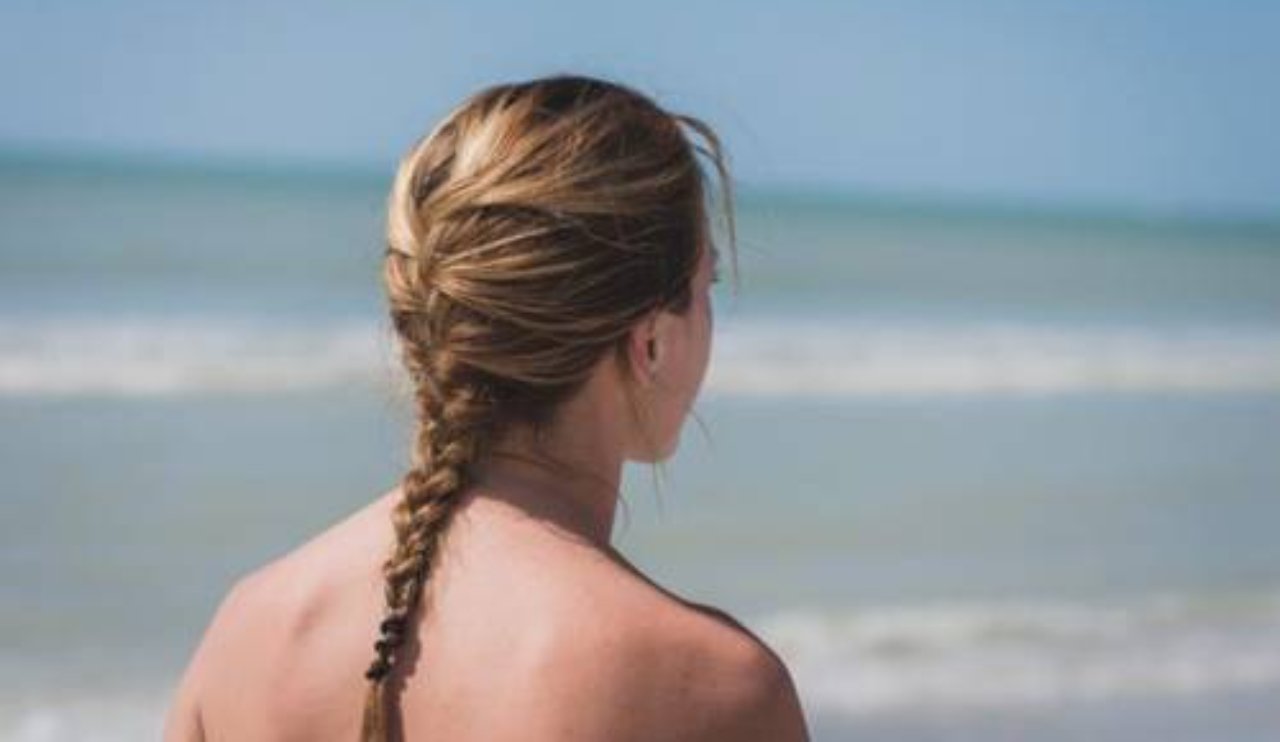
164 74 809 741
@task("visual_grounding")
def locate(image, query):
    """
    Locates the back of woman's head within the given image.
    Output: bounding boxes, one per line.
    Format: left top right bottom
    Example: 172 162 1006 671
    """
362 74 733 740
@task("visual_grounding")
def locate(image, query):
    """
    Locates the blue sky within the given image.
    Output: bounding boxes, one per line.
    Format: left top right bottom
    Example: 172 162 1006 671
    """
1 0 1277 216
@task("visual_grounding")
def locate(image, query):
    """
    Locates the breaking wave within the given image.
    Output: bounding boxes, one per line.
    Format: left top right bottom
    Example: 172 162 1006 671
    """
752 588 1280 716
1 315 1278 397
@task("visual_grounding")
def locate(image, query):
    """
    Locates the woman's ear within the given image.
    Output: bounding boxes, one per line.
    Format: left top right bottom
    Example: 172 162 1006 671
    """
626 312 662 386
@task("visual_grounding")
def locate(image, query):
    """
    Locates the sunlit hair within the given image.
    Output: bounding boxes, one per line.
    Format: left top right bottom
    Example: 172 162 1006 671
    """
360 74 734 740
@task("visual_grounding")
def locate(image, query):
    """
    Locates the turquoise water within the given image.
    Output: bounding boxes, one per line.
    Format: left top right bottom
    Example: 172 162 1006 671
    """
2 158 1279 739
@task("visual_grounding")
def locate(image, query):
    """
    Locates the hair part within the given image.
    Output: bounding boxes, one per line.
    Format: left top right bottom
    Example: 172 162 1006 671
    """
361 73 734 741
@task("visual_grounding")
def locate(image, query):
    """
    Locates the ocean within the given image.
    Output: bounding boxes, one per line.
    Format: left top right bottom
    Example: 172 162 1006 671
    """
2 156 1279 740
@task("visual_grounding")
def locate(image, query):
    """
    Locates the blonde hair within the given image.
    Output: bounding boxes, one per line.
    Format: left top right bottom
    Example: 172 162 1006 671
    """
361 74 733 740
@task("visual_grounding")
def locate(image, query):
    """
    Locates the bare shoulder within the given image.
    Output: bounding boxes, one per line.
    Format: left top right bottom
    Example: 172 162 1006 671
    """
164 493 393 740
180 492 388 653
163 567 263 741
652 597 810 742
494 562 810 742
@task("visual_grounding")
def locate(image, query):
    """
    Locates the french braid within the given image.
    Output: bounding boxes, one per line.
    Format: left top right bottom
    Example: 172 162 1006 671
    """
360 338 496 739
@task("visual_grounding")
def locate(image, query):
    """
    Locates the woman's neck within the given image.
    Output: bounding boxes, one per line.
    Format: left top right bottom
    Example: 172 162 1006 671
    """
468 413 625 549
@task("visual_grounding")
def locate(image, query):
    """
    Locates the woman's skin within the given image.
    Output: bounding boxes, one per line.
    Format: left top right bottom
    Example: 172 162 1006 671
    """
164 245 810 741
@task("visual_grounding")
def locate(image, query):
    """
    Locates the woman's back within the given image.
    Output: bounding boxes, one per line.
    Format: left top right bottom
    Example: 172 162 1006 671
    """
167 488 807 740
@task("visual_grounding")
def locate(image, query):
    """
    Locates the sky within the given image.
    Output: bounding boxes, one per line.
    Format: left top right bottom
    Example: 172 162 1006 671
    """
1 0 1278 217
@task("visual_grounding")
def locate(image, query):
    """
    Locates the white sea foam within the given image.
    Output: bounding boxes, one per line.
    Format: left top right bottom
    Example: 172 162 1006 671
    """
1 315 1279 397
1 692 163 742
0 316 399 396
752 590 1280 716
709 317 1280 396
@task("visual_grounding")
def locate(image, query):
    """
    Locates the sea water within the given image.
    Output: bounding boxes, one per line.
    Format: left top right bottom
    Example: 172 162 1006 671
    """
2 157 1278 740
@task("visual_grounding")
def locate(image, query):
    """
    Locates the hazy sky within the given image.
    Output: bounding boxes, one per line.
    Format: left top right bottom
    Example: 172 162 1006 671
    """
2 0 1277 216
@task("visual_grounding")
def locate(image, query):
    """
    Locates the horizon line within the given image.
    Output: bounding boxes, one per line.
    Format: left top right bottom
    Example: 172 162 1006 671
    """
2 143 1278 232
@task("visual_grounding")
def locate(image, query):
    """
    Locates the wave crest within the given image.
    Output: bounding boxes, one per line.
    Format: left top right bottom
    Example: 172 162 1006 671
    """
753 590 1280 716
2 315 1278 397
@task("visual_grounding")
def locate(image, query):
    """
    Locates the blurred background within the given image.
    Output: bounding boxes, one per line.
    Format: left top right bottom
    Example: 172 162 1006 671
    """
2 1 1279 740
